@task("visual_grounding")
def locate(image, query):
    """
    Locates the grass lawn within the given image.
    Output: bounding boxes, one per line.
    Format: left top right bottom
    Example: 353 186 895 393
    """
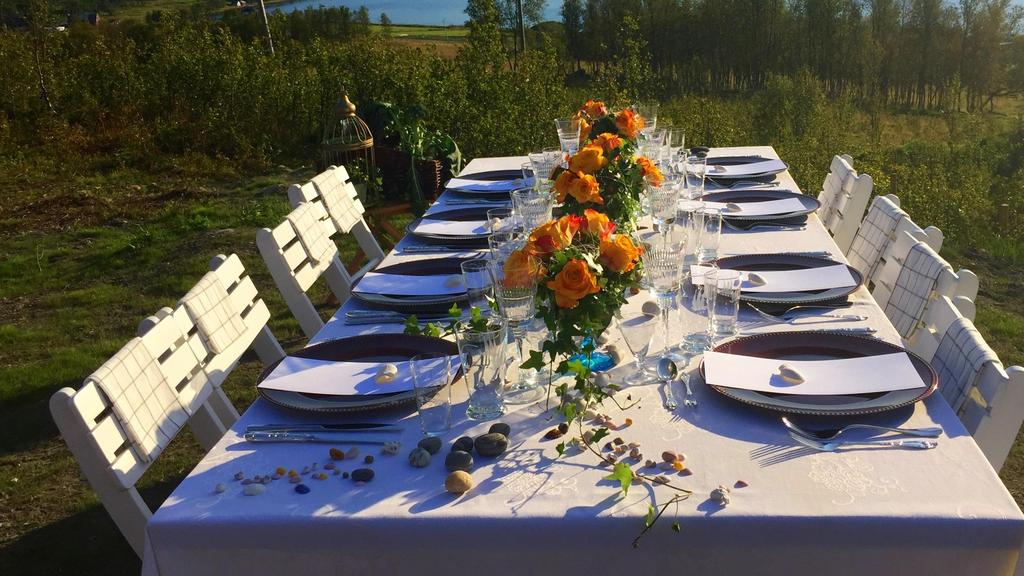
0 155 1022 573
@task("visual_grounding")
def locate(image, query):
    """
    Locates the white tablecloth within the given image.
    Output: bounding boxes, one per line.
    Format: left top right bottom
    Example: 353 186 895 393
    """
142 148 1024 576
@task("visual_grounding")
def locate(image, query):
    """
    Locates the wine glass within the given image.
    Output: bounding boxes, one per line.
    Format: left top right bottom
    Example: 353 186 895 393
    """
645 180 680 230
636 225 687 361
617 314 658 384
487 259 542 404
554 118 581 159
637 102 659 138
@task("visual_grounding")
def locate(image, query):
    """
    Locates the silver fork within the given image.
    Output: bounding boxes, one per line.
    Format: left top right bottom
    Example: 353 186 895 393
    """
788 431 937 451
723 221 806 232
746 305 867 325
782 417 943 442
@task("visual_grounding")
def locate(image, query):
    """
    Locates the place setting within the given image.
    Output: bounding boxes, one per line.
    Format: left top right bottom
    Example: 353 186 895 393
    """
700 188 820 232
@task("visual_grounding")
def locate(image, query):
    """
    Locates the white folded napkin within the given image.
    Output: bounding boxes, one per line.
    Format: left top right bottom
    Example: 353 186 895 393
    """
445 177 531 192
257 355 460 395
414 219 489 236
703 351 924 395
690 264 856 293
691 159 787 178
703 198 805 217
353 272 466 296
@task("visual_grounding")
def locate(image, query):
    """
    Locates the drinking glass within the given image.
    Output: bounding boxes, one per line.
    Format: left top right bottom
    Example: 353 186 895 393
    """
521 162 534 186
637 102 659 137
636 226 687 361
697 206 722 263
457 317 508 421
706 268 742 340
488 260 542 404
677 200 703 260
460 258 494 312
684 153 707 199
511 187 554 232
617 314 658 384
410 353 455 436
487 207 520 234
488 228 525 261
680 262 715 353
529 149 562 183
645 180 679 230
554 118 581 159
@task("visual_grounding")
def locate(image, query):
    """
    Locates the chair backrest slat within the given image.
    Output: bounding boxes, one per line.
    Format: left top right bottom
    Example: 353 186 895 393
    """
818 154 855 226
847 194 905 281
828 172 873 253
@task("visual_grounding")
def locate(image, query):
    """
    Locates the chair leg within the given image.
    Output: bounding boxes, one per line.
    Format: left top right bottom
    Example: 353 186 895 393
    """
206 387 240 430
251 325 286 365
187 402 228 450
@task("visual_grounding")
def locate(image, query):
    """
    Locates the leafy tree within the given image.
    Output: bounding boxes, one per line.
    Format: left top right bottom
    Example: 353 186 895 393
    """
379 12 391 36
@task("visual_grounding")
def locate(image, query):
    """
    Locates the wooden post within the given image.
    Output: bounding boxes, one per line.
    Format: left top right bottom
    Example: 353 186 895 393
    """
258 0 275 56
997 203 1010 231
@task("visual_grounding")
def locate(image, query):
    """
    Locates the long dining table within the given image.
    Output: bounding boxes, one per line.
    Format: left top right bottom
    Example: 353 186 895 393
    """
141 147 1024 576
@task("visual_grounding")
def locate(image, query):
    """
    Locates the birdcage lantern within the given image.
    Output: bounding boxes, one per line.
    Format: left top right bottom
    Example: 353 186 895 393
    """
321 92 376 201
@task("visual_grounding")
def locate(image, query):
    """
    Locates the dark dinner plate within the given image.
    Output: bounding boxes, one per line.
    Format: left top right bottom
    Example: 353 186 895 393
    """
351 257 470 312
699 331 938 416
714 253 863 306
444 169 524 197
257 334 460 414
701 189 820 221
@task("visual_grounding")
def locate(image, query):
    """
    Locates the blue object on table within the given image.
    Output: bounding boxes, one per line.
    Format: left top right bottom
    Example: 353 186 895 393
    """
569 337 616 373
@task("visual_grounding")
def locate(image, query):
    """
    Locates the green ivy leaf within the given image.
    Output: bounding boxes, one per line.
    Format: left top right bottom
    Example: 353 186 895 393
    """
562 402 577 423
403 316 421 335
448 303 462 318
555 442 565 456
423 323 441 338
522 349 546 371
644 504 656 528
672 521 681 533
603 462 633 496
590 427 609 445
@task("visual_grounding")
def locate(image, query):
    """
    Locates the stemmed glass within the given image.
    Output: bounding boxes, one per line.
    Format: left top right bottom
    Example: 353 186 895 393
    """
636 225 687 361
554 119 581 159
645 180 680 230
529 149 562 184
617 313 658 384
637 102 659 138
488 259 542 404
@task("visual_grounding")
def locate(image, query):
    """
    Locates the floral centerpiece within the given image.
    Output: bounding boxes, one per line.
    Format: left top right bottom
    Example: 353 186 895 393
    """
510 100 666 419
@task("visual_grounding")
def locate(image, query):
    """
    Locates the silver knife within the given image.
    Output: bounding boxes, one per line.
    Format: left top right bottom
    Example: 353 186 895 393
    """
246 423 404 433
244 431 395 444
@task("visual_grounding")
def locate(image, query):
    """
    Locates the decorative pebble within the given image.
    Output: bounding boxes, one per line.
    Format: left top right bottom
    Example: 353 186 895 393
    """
594 373 611 389
557 422 569 434
613 437 625 446
662 450 681 463
375 363 399 384
342 472 350 479
678 468 693 477
445 470 474 494
583 408 599 420
233 471 244 481
288 469 298 477
582 430 595 443
672 461 686 472
645 459 657 468
603 442 614 452
544 427 564 440
294 484 310 494
324 462 336 470
653 475 670 485
241 478 254 485
275 467 286 475
641 300 661 317
364 455 374 464
271 473 282 480
629 448 641 459
288 476 302 484
382 441 402 455
352 468 375 482
445 450 474 472
314 473 328 481
778 364 805 385
418 437 442 455
711 485 731 506
631 476 645 485
734 480 749 488
259 476 272 485
659 461 677 471
452 436 475 453
474 433 509 457
329 448 345 461
489 423 512 437
621 418 633 428
214 483 226 494
409 448 432 468
345 447 360 459
243 483 266 496
301 466 311 475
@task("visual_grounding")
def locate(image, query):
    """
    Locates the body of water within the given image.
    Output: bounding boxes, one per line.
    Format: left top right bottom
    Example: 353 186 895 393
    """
268 0 561 26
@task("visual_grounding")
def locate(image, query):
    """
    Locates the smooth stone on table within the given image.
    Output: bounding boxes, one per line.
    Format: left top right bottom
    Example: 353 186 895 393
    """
294 484 310 494
351 468 375 483
474 433 509 457
445 450 474 472
452 436 475 453
243 483 266 496
409 448 432 468
488 423 511 437
418 436 442 455
445 471 474 494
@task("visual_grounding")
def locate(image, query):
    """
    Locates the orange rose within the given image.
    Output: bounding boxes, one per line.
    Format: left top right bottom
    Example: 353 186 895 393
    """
582 99 608 117
582 208 615 240
527 217 578 255
568 144 608 174
636 156 665 186
578 118 591 144
503 248 545 287
615 108 644 139
546 259 601 309
594 132 623 153
567 172 604 205
599 234 642 274
553 170 576 203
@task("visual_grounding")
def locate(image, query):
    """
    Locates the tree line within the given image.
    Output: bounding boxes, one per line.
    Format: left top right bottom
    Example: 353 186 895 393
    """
559 0 1023 111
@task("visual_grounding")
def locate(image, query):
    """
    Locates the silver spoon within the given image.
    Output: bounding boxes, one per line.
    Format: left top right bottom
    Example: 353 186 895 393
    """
656 357 678 410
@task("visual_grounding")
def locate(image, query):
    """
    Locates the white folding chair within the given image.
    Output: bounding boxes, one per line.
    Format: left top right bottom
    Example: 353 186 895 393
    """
257 201 352 338
827 171 873 254
50 254 284 557
907 295 981 362
817 154 855 228
873 233 978 340
288 165 385 283
846 195 907 281
925 304 1024 471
